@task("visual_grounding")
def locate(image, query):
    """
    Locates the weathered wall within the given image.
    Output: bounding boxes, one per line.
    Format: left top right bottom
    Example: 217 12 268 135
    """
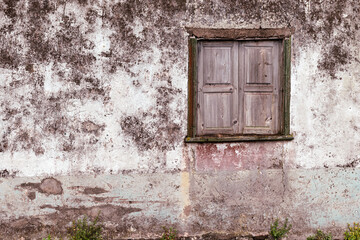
1 0 360 239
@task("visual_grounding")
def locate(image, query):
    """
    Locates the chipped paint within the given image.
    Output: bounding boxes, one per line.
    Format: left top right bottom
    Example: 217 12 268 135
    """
195 143 283 171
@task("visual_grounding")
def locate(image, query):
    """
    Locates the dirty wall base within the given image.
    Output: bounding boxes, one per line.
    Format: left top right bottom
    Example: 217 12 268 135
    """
1 168 359 239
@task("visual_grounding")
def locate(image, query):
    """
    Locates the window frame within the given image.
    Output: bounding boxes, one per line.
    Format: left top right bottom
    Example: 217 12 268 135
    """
185 28 294 143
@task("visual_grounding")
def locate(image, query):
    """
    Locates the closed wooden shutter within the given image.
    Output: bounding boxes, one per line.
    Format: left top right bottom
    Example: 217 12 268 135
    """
197 41 239 135
240 40 281 134
196 40 281 136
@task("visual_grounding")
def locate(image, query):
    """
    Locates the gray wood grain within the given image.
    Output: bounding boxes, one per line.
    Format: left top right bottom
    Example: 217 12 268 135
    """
241 41 280 134
197 40 281 136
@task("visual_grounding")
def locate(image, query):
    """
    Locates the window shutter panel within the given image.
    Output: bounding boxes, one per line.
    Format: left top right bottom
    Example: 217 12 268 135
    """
240 41 281 134
197 41 238 135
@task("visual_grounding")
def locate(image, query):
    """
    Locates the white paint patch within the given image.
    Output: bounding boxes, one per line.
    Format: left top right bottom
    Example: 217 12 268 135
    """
109 70 155 115
0 11 11 29
43 63 66 95
66 99 106 121
109 46 164 116
131 17 145 39
165 147 183 169
89 27 114 57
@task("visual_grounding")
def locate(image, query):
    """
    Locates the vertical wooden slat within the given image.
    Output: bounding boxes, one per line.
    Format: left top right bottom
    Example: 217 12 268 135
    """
284 38 291 135
197 41 238 135
232 42 239 133
238 42 244 133
241 41 281 134
187 37 197 138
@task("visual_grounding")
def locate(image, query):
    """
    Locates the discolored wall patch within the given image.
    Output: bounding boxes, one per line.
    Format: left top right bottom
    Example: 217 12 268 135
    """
18 178 63 195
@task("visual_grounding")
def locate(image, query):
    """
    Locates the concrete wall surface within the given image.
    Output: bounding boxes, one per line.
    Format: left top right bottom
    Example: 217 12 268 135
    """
1 0 360 239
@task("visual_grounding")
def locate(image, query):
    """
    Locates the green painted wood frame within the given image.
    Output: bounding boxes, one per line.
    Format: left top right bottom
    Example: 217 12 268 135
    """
185 28 294 143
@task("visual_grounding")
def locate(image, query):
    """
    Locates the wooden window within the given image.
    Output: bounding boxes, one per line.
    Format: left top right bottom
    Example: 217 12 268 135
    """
186 28 294 142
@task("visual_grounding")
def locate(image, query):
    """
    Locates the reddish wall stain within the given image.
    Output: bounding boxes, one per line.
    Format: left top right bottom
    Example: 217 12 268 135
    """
195 143 282 171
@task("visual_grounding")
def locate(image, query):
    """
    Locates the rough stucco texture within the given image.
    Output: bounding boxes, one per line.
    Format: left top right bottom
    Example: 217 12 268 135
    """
1 0 360 239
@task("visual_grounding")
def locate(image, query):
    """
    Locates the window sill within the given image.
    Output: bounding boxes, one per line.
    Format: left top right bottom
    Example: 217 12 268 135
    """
185 134 294 143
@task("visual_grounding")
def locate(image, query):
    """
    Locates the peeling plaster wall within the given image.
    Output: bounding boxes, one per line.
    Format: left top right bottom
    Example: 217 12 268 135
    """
1 0 360 239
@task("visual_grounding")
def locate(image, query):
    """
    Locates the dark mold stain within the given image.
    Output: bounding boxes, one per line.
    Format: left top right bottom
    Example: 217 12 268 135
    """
271 160 284 169
318 43 350 78
0 169 10 178
0 169 17 178
3 0 19 19
77 0 88 5
336 158 360 168
25 64 34 73
24 0 56 62
120 116 154 151
28 0 54 17
189 0 356 77
208 0 356 43
0 138 9 152
5 127 45 155
0 49 20 69
85 9 98 24
103 0 186 75
120 87 181 151
81 120 104 135
27 191 36 200
0 0 111 157
83 187 108 195
34 146 45 155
